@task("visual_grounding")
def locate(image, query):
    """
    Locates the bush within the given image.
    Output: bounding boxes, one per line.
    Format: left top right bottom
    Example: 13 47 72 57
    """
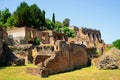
112 39 120 49
34 37 40 45
61 27 75 38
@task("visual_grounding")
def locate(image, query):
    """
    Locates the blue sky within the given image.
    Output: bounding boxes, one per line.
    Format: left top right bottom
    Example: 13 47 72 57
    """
0 0 120 44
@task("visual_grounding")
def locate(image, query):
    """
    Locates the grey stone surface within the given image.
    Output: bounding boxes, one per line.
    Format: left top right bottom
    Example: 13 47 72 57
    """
97 48 120 70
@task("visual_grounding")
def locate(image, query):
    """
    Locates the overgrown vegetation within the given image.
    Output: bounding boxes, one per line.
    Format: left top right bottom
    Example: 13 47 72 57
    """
34 37 40 45
61 27 75 38
112 39 120 49
105 39 120 51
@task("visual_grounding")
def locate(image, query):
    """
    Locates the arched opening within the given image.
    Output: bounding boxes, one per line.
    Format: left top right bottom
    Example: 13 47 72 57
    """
30 30 34 38
93 34 95 41
88 33 91 41
96 33 99 41
28 40 34 44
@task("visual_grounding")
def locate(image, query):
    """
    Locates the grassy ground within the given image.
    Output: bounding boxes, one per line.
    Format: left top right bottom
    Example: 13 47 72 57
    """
0 64 120 80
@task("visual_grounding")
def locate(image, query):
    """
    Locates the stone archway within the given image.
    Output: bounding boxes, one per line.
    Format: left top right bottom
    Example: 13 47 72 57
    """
28 40 34 44
93 33 96 41
88 33 91 41
96 33 101 41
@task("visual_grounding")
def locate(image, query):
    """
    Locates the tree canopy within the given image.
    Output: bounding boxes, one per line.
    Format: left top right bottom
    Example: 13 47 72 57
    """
0 8 11 28
63 18 70 27
29 4 42 28
112 39 120 49
52 13 55 24
0 2 75 37
14 2 46 29
14 2 30 27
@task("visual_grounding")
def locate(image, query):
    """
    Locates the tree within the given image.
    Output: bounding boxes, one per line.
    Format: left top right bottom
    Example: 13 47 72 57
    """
29 4 42 28
5 14 17 27
14 2 47 29
52 13 55 24
41 10 46 26
63 18 70 27
112 39 120 49
0 10 1 17
0 8 11 28
45 18 54 30
55 21 62 28
14 2 30 27
54 21 62 32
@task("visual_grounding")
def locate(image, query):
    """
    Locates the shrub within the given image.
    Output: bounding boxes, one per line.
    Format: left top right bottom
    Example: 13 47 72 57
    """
61 27 75 38
34 37 40 45
112 39 120 49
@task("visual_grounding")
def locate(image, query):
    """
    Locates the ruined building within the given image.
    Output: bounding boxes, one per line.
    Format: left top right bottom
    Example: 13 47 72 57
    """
7 27 67 45
69 26 105 57
26 40 88 77
5 26 105 77
0 27 25 66
26 27 88 77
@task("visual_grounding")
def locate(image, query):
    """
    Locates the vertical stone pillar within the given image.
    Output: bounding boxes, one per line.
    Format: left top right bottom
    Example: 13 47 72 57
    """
87 33 90 41
86 33 89 41
90 34 93 41
97 33 101 41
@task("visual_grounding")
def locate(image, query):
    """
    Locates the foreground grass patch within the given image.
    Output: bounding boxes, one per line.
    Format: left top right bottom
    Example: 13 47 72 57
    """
0 65 120 80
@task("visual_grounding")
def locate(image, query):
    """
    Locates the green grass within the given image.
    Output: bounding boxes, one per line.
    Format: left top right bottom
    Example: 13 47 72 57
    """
0 65 120 80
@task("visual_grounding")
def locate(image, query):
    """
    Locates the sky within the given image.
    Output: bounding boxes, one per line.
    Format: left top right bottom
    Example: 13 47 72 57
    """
0 0 120 44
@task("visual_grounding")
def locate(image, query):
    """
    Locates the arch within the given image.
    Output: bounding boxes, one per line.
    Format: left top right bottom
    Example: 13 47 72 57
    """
30 30 34 38
96 33 99 41
88 33 91 41
28 40 34 44
93 33 96 41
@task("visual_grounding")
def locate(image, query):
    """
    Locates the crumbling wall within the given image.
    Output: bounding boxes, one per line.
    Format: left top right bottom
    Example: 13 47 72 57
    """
87 47 97 58
9 44 33 64
0 42 31 66
69 43 88 70
0 40 3 55
69 26 105 58
0 39 5 66
27 40 88 77
0 28 7 66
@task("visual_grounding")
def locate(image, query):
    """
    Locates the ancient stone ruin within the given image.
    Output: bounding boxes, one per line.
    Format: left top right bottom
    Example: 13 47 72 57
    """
1 26 105 77
26 40 88 77
97 48 120 69
0 27 8 66
69 26 105 57
0 27 25 66
7 27 67 45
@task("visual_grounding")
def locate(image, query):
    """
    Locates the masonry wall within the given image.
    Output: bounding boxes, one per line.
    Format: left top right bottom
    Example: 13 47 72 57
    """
0 28 6 66
69 43 88 69
43 41 70 75
27 40 88 77
0 39 4 66
25 28 59 44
